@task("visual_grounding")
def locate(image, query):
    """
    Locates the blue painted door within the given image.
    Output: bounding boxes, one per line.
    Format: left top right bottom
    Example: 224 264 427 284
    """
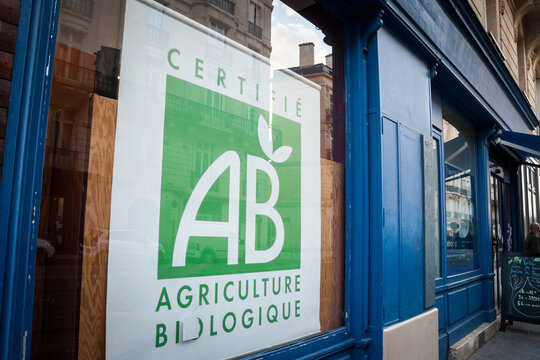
381 117 424 325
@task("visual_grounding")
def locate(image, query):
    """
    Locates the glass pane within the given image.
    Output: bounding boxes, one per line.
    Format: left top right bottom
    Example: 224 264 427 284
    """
32 0 345 358
443 106 478 276
490 172 503 311
505 182 513 251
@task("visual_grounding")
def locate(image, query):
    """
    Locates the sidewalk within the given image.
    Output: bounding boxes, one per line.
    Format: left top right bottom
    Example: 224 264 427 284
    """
468 321 540 360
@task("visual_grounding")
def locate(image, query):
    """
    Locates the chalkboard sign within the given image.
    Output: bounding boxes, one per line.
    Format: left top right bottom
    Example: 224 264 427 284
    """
501 252 540 330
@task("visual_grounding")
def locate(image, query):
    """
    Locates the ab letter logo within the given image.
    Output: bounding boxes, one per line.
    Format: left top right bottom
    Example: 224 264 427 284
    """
158 75 301 279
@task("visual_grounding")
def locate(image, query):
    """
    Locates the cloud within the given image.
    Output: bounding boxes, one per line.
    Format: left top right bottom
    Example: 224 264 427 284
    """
270 22 330 68
273 0 300 18
285 7 299 17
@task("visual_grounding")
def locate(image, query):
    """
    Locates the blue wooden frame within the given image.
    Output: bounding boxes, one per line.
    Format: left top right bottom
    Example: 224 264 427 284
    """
441 101 483 281
247 6 385 359
0 1 379 359
0 0 61 358
432 94 497 358
432 129 444 283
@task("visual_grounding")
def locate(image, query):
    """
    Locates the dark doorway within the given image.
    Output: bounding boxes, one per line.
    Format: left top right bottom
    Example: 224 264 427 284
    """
490 162 514 312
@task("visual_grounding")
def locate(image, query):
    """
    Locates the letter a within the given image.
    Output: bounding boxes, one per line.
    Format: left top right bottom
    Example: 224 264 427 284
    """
245 155 284 264
172 151 240 266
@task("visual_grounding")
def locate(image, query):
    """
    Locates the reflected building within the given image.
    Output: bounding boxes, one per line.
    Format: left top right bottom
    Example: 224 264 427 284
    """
443 119 473 246
47 0 274 236
50 0 273 173
156 0 272 57
289 42 334 160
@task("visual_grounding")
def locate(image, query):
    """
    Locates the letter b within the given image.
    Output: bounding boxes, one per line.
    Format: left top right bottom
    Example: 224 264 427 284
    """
245 155 284 264
155 324 167 347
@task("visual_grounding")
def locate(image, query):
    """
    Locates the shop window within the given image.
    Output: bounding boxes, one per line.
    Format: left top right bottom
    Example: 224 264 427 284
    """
443 106 479 276
31 0 345 359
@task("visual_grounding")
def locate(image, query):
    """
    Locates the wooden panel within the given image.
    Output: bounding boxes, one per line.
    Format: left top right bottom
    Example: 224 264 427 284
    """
0 50 12 80
319 158 345 332
0 0 20 25
78 95 117 360
0 20 17 53
0 78 10 108
0 107 6 137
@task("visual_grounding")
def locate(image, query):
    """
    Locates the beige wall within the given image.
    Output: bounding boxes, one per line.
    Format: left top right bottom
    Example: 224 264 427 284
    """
500 1 519 82
526 57 536 109
467 0 538 115
537 81 540 119
469 0 486 25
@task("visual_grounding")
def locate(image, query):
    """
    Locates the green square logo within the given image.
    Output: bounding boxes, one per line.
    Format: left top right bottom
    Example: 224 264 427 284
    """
158 75 301 279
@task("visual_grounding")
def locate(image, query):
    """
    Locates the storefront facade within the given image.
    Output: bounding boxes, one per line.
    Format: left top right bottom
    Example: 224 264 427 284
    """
0 0 538 359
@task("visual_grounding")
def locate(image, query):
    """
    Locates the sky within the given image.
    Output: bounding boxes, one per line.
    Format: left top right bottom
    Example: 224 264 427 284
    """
270 1 332 68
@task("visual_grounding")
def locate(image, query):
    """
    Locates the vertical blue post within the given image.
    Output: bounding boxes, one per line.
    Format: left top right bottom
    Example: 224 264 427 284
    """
344 9 384 359
476 129 497 322
344 16 367 350
0 0 60 358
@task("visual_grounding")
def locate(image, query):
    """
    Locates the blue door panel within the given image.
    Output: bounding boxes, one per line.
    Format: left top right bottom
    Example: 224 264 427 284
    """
398 125 424 320
378 28 431 136
467 283 483 313
435 294 446 331
447 287 468 325
382 117 400 324
448 312 484 345
487 279 494 308
438 333 448 360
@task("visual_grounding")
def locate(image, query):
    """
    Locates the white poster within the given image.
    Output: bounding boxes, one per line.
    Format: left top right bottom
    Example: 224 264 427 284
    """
106 0 321 358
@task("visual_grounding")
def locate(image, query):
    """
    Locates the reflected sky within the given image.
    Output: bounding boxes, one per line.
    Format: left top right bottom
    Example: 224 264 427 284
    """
270 1 332 67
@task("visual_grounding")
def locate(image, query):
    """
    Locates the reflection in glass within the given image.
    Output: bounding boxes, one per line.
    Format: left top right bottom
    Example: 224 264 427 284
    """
32 0 345 358
443 106 478 276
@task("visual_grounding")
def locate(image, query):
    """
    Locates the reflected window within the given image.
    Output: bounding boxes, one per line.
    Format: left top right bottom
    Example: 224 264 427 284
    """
443 106 478 276
210 22 227 35
249 2 262 38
